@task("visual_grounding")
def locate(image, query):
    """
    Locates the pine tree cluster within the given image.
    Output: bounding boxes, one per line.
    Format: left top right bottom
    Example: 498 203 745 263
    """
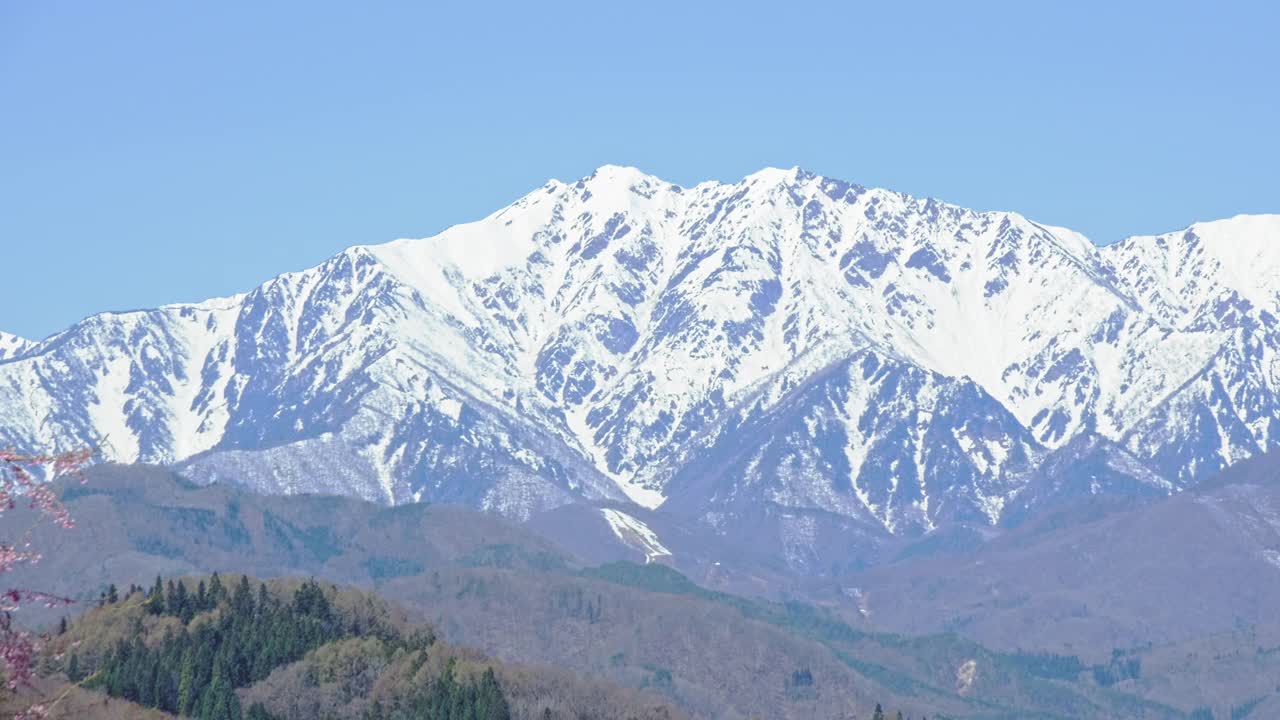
85 575 353 720
362 659 510 720
71 573 513 720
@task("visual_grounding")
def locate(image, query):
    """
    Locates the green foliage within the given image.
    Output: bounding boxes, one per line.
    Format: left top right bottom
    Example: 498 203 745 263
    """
77 574 515 720
159 506 252 549
581 562 702 596
550 586 603 623
639 665 673 692
131 535 186 559
59 485 141 502
263 511 343 562
454 577 491 600
1231 697 1265 720
580 562 1176 718
367 503 431 530
1090 652 1141 686
581 562 866 644
1000 651 1086 681
88 577 353 720
247 703 283 720
457 544 566 572
362 661 511 720
364 556 426 582
144 576 165 615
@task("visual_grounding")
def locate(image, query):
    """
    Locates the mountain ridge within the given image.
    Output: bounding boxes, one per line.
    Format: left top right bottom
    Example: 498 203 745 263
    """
0 165 1276 546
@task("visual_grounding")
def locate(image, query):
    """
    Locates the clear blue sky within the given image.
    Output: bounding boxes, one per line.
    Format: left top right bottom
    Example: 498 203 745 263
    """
2 1 1277 339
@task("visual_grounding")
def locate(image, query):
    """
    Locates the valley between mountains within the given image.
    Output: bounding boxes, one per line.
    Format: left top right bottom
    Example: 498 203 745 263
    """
14 463 1280 719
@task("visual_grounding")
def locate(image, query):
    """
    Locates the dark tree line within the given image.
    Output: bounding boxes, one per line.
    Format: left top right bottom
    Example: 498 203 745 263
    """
871 705 919 720
75 574 512 720
85 576 354 720
362 660 510 720
1091 649 1141 687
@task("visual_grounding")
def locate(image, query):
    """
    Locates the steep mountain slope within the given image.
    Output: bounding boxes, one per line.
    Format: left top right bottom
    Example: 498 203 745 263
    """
836 449 1280 653
1104 215 1280 328
1102 215 1280 482
0 167 1276 539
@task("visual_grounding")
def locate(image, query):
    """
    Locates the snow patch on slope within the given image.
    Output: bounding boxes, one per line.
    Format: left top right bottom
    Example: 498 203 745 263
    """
600 507 672 563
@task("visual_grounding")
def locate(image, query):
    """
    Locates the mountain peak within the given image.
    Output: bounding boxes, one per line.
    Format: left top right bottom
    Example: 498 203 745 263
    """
583 164 668 186
1186 212 1280 241
742 166 805 184
1103 212 1280 323
0 331 35 361
573 164 826 195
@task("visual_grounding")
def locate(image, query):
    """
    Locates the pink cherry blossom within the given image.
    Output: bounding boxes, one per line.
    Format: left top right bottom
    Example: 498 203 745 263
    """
0 447 93 714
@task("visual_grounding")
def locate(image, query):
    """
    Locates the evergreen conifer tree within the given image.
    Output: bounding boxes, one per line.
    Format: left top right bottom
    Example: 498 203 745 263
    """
233 575 254 617
146 575 165 614
208 572 224 607
178 647 198 716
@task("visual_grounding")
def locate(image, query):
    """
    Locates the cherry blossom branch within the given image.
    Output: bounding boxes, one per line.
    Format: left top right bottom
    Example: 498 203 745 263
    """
0 446 95 710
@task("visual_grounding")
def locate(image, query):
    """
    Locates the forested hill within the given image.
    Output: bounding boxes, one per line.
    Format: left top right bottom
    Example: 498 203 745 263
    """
11 575 686 720
0 465 1206 719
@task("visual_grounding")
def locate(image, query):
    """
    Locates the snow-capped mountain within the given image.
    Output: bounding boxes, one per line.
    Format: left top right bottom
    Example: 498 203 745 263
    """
0 332 34 362
1103 215 1280 482
0 166 1276 539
